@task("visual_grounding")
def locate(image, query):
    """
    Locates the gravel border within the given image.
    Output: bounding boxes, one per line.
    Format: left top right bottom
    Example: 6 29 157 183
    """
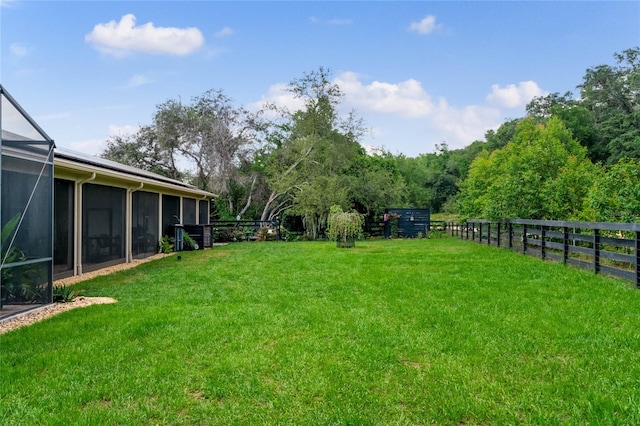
0 297 117 334
0 252 175 334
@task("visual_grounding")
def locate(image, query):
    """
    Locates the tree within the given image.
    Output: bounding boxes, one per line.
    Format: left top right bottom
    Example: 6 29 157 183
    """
526 91 574 118
326 205 364 247
583 158 640 223
527 92 606 163
102 125 181 179
578 47 640 164
258 68 365 238
349 150 407 219
457 117 597 220
395 144 459 213
154 89 260 196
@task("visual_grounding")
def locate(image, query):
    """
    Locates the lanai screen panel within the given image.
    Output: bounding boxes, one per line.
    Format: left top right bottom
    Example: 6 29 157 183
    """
162 194 180 237
54 178 74 279
132 191 159 258
82 183 125 270
1 85 54 310
199 200 209 224
183 197 196 224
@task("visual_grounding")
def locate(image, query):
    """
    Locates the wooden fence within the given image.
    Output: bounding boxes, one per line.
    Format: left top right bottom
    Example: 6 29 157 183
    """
448 219 640 288
364 219 451 238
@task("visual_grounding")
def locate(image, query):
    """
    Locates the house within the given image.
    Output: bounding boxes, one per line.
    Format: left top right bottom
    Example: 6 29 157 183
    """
53 148 214 279
1 84 214 319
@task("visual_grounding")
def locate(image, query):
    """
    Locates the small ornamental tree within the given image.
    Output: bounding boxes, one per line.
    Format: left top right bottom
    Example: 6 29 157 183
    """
327 205 363 248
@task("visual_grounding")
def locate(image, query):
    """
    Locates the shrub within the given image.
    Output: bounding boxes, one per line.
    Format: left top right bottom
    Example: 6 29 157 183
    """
183 233 199 250
158 235 174 253
53 284 79 303
327 205 364 248
256 227 277 242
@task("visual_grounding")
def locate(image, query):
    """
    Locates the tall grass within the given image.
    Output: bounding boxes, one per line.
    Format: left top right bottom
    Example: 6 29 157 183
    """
2 238 640 424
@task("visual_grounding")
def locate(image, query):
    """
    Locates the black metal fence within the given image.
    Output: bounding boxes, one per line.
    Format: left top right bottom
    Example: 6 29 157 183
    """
448 219 640 288
211 220 281 242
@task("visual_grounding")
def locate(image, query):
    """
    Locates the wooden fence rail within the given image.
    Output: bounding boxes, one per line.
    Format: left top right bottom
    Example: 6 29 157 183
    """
447 219 640 288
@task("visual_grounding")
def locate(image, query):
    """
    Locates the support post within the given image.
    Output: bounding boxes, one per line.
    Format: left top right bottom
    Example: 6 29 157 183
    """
635 231 640 289
594 228 600 274
541 226 546 260
563 226 569 265
496 223 501 248
523 225 528 255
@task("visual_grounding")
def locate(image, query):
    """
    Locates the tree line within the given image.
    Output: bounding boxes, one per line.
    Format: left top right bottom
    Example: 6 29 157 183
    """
102 47 640 236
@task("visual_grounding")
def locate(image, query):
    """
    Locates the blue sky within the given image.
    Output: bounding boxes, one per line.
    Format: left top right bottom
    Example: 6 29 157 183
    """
1 1 638 157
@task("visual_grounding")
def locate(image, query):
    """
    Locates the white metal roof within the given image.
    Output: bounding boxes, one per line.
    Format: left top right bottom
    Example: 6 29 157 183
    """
54 147 216 198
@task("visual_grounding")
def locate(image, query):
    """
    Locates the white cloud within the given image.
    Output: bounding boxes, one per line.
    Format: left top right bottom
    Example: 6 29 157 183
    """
85 14 204 57
335 72 434 117
215 27 235 38
37 112 72 121
67 125 139 156
10 43 29 57
409 15 438 34
431 100 503 145
123 74 153 88
248 83 306 116
363 144 387 156
68 138 106 155
0 0 17 8
251 72 545 154
486 81 547 108
109 124 140 136
310 16 352 25
327 18 352 25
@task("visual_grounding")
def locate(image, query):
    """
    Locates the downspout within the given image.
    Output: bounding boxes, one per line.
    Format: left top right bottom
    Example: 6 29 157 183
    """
75 172 96 276
127 183 144 262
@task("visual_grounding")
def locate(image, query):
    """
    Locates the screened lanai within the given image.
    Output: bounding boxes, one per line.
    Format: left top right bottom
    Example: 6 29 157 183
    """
53 148 214 279
0 86 215 321
1 85 55 319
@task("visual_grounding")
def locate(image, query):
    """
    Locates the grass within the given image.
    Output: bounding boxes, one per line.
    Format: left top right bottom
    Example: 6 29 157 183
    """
2 238 640 424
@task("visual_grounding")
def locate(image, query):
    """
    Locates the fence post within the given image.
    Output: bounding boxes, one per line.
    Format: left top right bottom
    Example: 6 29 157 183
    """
594 228 601 274
541 225 546 260
508 222 513 249
487 223 491 245
472 222 475 242
523 225 528 255
636 231 640 289
563 226 569 265
497 223 501 248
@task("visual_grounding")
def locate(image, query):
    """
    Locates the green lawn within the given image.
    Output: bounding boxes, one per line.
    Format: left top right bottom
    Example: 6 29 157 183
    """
2 238 640 425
